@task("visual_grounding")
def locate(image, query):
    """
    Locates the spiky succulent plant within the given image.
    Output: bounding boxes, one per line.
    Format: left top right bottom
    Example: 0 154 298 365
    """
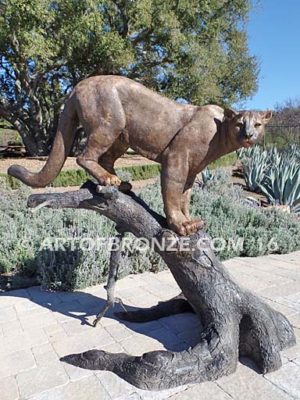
238 144 300 211
259 158 300 207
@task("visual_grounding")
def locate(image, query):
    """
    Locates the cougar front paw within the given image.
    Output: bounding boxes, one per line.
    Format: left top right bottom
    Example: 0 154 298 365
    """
170 218 204 236
182 219 204 235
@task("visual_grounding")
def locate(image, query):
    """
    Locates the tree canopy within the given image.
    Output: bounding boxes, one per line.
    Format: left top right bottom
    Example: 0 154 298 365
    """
0 0 258 155
272 99 300 127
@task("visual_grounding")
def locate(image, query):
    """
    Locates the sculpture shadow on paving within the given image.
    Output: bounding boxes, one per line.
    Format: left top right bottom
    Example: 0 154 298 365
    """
0 286 201 352
0 284 269 371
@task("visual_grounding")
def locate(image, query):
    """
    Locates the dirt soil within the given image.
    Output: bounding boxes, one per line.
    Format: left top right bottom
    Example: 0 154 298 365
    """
0 154 157 174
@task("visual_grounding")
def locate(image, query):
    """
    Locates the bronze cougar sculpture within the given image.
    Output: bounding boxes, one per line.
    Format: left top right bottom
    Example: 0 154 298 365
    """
8 75 272 235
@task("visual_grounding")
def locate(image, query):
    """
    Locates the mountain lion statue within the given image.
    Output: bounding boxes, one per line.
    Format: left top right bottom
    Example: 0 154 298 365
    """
8 76 272 235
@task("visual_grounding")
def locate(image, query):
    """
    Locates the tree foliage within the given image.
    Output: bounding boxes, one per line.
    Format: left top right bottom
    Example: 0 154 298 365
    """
273 99 300 126
265 99 300 147
0 0 258 155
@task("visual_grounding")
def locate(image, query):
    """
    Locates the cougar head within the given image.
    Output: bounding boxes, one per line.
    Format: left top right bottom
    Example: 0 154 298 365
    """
224 109 272 148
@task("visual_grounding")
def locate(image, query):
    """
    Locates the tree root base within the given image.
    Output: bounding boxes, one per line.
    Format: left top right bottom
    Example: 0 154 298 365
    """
61 294 296 390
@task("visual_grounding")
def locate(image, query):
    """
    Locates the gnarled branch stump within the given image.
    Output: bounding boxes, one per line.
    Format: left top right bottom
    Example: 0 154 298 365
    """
27 181 296 391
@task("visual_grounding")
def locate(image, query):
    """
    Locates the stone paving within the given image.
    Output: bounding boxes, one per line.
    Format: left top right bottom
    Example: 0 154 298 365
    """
0 251 300 400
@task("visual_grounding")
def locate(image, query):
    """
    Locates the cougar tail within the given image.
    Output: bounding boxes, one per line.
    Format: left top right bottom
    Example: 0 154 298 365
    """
8 93 78 188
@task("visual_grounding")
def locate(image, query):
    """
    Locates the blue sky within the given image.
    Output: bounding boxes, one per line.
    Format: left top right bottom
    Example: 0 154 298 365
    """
240 0 300 110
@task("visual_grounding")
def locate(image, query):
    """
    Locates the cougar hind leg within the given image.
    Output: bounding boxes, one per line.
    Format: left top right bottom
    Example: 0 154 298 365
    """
99 136 129 176
98 137 132 191
75 85 126 186
77 132 121 186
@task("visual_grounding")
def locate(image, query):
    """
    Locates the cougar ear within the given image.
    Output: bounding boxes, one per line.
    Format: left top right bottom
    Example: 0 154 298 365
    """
261 110 272 124
224 108 238 120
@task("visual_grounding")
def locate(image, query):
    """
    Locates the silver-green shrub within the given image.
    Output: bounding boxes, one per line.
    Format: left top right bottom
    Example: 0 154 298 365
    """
0 175 299 290
0 180 166 290
191 180 300 259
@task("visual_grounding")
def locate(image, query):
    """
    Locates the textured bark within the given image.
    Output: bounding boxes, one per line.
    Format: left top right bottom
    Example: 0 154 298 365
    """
93 231 128 327
27 181 296 391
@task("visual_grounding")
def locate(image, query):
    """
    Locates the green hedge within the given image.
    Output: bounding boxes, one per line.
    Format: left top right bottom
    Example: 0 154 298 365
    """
209 152 237 169
0 164 162 189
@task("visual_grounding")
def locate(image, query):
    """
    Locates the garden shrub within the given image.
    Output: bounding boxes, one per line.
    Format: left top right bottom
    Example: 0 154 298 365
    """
190 180 300 259
0 172 299 291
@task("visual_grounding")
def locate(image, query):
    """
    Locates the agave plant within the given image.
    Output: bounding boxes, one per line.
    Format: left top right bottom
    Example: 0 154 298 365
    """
242 150 270 192
258 158 300 206
237 143 300 213
236 145 262 160
201 168 230 189
283 143 300 162
267 147 282 167
292 202 300 215
201 168 214 185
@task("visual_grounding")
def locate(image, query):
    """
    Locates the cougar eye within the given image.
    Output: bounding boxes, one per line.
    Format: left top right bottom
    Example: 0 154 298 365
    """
255 123 262 128
236 122 243 128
